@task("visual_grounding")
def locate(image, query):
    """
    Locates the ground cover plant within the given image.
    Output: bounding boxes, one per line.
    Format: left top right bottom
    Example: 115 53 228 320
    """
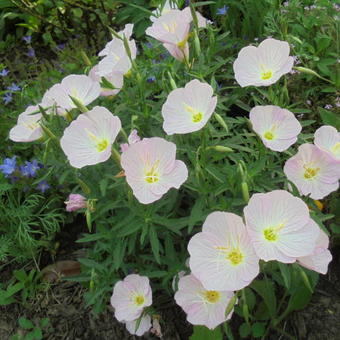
1 0 340 339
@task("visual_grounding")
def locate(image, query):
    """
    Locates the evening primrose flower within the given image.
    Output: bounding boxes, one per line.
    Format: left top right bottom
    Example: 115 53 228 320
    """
120 137 188 204
233 38 294 87
9 105 43 142
110 274 152 322
297 228 332 274
249 105 301 151
174 274 234 329
146 10 191 61
284 144 340 199
125 315 152 336
46 74 101 111
314 125 340 161
89 65 123 97
244 190 320 263
188 212 260 291
162 79 217 135
98 53 133 77
60 106 121 168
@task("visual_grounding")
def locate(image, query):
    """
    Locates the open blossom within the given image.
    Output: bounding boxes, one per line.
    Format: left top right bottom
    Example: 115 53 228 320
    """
46 75 101 111
120 129 141 152
297 228 332 274
121 137 188 204
314 125 340 161
110 274 152 322
146 10 191 61
188 212 260 291
125 315 152 336
233 38 294 87
9 105 43 142
284 144 340 199
175 274 234 329
162 79 217 135
89 65 123 97
98 53 133 77
60 106 121 168
65 194 87 212
249 105 301 151
244 190 320 263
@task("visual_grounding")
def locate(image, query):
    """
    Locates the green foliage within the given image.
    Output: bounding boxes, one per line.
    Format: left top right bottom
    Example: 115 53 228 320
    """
11 317 50 340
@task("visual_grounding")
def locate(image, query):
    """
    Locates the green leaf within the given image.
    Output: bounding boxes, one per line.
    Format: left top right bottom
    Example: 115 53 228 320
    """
72 8 83 18
149 226 161 264
239 323 251 338
251 279 277 317
319 108 340 129
19 317 34 330
252 322 266 338
32 327 43 340
286 286 312 314
278 263 291 289
190 325 222 340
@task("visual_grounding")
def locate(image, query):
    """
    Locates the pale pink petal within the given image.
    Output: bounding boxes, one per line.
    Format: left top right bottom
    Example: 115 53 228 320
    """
314 125 340 161
125 315 152 336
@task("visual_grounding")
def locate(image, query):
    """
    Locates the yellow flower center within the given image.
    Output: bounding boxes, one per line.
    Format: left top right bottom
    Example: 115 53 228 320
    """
261 70 273 80
145 161 160 183
303 166 320 179
263 223 285 242
96 139 109 152
162 22 177 33
263 228 278 242
85 129 110 152
203 290 220 303
184 103 203 123
264 131 274 140
134 295 145 306
227 249 244 266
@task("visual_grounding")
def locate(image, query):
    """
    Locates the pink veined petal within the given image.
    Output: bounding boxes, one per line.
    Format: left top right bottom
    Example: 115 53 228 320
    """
258 38 291 71
263 137 297 152
125 315 152 336
276 218 320 258
233 46 262 87
314 125 340 160
163 42 189 61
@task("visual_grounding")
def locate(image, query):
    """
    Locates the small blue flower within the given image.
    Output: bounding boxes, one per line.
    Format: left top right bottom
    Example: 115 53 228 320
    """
27 48 35 58
7 83 21 92
145 42 153 49
37 180 50 193
3 93 12 105
20 160 41 177
217 5 229 15
56 43 66 51
23 35 32 44
0 68 9 77
147 76 156 83
0 156 17 176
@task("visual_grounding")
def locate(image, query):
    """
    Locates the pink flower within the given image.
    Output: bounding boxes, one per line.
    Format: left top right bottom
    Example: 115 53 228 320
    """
9 105 43 142
284 144 340 199
233 38 294 87
125 314 152 336
46 75 101 111
65 194 87 212
110 274 152 322
89 65 123 97
244 190 320 263
181 7 209 28
174 274 234 329
151 0 178 21
249 105 301 151
298 228 332 274
188 212 260 291
314 125 340 161
162 79 217 135
60 106 121 168
146 10 191 61
121 137 188 204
